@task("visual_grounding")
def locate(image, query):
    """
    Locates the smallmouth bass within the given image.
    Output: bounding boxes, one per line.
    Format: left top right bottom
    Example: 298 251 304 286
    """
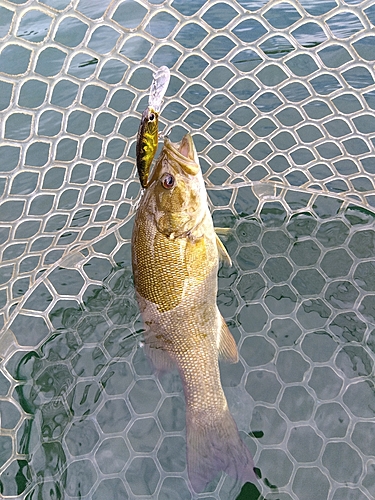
132 133 257 492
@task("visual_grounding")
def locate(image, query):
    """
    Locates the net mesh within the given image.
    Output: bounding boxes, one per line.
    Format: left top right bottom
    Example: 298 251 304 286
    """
1 0 375 498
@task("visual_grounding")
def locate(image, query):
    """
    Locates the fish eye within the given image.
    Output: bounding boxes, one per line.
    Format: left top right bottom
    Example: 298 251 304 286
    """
149 112 155 121
161 173 175 189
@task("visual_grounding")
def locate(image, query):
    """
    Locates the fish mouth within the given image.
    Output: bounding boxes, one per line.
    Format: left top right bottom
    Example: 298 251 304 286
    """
163 133 200 175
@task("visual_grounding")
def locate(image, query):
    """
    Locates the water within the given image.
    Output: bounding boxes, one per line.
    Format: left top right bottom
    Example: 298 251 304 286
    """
3 192 375 499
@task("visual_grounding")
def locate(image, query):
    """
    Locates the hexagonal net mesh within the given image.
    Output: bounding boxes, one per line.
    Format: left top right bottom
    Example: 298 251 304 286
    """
1 0 375 498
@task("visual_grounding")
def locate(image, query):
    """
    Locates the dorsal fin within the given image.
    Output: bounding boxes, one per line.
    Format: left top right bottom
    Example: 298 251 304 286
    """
218 316 238 363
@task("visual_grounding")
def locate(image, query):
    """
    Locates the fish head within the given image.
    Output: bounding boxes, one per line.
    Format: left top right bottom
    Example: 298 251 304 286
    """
137 107 159 146
147 133 207 238
141 106 158 131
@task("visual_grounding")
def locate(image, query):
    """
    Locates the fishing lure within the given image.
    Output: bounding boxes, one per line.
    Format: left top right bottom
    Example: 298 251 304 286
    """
136 66 170 188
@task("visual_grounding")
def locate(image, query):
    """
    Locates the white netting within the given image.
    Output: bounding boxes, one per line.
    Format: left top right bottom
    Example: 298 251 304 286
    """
1 0 375 498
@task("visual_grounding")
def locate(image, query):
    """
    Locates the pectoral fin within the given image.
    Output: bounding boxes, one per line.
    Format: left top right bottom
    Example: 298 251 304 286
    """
143 327 176 372
215 227 231 236
215 234 232 266
144 343 176 373
218 315 238 363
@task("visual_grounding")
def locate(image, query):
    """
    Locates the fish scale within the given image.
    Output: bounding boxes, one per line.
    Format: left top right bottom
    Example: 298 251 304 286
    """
132 133 257 493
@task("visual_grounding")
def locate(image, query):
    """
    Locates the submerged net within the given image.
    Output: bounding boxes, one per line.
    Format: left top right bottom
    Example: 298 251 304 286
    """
1 0 375 498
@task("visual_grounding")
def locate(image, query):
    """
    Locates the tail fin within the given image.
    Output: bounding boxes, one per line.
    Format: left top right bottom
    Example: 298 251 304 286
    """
186 408 257 493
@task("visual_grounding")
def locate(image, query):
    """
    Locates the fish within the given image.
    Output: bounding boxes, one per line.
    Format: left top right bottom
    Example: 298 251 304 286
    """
136 66 171 189
131 133 257 492
136 106 158 188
